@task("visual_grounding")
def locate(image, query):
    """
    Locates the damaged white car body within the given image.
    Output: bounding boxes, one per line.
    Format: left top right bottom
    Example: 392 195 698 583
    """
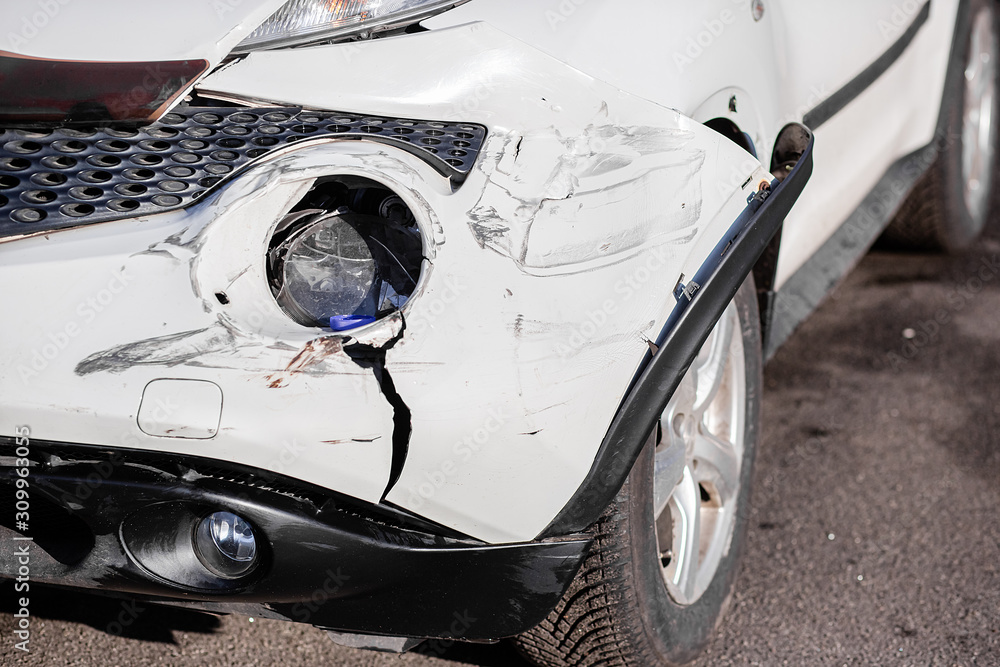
1 0 993 664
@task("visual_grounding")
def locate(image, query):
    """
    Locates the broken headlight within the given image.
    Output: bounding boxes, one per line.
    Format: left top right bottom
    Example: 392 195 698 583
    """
267 177 423 330
234 0 470 52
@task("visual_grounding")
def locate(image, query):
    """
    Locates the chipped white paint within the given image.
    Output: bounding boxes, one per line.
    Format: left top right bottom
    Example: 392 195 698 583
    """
0 145 440 505
0 22 770 543
468 125 706 275
425 0 960 288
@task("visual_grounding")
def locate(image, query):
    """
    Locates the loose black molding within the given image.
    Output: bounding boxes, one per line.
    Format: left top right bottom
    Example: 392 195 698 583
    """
803 0 931 130
541 125 814 538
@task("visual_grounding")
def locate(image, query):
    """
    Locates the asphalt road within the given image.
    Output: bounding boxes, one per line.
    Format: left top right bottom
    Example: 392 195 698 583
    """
2 233 999 666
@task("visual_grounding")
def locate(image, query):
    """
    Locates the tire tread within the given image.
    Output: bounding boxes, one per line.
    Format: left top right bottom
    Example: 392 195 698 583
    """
515 477 651 667
880 160 952 251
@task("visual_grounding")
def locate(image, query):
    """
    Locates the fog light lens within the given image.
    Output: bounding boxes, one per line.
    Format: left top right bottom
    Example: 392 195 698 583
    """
195 511 258 579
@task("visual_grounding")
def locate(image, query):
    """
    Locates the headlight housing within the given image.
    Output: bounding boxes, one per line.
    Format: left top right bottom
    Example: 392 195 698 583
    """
267 176 423 330
233 0 470 53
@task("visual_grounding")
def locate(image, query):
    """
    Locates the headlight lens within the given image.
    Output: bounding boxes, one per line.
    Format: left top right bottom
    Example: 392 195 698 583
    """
267 178 423 330
280 214 378 324
234 0 469 52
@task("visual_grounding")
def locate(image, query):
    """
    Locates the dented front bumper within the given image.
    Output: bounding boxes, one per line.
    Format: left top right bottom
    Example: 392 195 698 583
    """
0 22 805 628
0 439 589 639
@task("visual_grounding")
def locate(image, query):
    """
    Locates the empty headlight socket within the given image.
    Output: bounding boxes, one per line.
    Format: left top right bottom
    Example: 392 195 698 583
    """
266 176 424 330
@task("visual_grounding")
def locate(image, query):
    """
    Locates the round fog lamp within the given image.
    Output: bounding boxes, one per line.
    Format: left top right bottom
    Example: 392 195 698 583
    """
195 511 258 579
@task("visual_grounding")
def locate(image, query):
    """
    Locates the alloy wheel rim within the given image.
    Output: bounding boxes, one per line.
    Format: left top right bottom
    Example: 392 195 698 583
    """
962 6 998 225
653 302 745 606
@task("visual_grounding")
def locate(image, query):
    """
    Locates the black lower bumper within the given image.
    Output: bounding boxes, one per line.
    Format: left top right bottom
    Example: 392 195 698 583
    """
0 439 589 640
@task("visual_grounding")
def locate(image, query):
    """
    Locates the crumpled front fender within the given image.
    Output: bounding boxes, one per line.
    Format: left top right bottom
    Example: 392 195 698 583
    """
0 23 777 544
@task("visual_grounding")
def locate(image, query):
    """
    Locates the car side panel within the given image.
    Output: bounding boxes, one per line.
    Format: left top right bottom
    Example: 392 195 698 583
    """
425 0 959 288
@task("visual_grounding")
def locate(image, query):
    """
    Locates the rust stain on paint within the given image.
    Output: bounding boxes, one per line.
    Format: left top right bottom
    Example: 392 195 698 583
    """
267 336 344 388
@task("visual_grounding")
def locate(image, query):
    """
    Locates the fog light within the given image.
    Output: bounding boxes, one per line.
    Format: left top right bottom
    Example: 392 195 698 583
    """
195 511 258 579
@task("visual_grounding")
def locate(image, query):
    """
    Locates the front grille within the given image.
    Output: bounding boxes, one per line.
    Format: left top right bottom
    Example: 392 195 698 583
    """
0 106 487 240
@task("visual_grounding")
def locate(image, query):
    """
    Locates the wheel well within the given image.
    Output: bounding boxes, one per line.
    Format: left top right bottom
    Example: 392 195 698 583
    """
703 117 780 347
703 117 756 158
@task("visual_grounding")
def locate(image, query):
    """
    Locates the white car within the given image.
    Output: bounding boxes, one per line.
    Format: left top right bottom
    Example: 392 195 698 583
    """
0 1 995 665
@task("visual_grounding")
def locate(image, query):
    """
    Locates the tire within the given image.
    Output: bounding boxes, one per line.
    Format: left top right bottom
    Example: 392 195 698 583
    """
881 0 1000 252
516 278 762 667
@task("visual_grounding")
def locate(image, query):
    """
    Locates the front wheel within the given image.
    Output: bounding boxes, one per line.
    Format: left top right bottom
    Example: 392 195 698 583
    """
516 277 762 667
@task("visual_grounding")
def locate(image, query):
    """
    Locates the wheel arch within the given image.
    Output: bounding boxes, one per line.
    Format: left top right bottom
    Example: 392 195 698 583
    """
691 88 799 353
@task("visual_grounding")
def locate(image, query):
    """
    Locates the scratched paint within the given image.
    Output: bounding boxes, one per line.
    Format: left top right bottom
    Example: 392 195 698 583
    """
469 125 705 273
75 327 237 376
0 24 770 542
266 337 345 388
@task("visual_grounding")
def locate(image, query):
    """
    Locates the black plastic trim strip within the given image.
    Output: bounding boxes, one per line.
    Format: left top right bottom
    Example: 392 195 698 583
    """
803 0 931 130
0 438 589 640
541 128 814 537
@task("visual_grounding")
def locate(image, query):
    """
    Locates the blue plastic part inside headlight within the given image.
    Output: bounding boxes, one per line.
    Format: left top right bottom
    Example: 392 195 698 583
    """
330 315 378 331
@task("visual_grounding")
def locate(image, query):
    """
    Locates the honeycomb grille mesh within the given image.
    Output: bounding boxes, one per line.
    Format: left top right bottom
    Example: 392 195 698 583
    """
0 107 486 239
